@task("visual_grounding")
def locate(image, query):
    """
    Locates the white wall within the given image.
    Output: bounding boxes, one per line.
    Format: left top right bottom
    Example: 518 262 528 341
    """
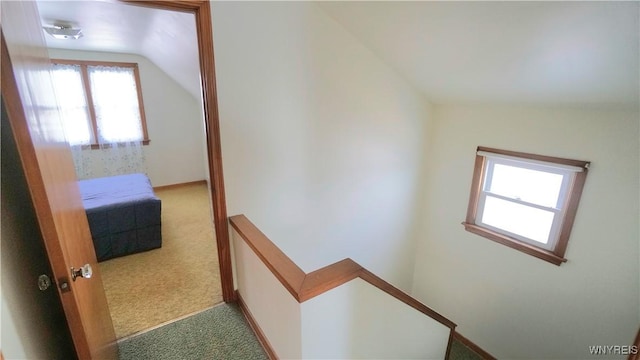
1 296 28 360
232 230 302 359
412 105 639 359
233 227 450 360
212 1 431 291
301 278 450 359
47 49 207 187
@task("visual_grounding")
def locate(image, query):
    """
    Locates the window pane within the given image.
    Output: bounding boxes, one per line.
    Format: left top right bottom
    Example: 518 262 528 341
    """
51 64 92 145
481 195 555 244
88 66 143 143
488 163 564 208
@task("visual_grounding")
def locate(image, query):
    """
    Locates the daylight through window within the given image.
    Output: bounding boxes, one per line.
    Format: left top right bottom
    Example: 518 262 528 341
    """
50 60 149 148
463 147 589 265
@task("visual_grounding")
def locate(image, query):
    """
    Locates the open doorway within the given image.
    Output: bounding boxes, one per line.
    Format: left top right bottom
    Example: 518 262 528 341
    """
35 0 233 339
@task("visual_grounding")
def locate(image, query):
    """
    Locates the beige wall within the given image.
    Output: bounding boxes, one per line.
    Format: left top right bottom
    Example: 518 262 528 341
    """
301 278 450 359
412 104 639 359
232 230 302 359
211 2 638 358
47 49 207 187
212 2 431 291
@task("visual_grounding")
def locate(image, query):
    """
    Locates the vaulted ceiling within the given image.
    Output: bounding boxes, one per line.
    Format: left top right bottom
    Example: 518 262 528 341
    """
36 1 639 108
36 0 201 100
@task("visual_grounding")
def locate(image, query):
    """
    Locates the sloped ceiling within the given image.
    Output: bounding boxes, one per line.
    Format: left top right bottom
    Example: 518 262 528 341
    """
37 0 201 100
318 1 639 107
37 1 639 108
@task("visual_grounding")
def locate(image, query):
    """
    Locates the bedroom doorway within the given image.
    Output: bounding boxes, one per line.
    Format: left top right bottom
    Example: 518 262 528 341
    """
35 0 233 339
99 182 222 338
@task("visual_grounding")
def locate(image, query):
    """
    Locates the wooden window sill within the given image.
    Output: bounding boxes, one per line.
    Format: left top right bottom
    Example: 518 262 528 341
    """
79 139 150 150
462 222 567 266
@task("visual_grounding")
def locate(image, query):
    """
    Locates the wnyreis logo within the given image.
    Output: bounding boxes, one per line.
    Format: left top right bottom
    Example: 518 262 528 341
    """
588 345 638 356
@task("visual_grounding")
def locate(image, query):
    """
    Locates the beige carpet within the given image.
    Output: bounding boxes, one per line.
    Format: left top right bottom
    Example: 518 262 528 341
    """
99 182 223 339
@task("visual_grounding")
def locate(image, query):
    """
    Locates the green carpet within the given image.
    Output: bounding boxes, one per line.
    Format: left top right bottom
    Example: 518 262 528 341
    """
450 339 486 360
119 301 484 360
118 303 268 360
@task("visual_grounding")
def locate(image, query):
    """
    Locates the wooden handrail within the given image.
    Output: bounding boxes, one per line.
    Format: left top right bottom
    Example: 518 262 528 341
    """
229 214 305 300
229 214 456 330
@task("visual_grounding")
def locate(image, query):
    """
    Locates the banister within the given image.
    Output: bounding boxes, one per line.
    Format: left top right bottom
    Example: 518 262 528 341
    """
229 214 457 330
299 259 362 301
229 214 305 301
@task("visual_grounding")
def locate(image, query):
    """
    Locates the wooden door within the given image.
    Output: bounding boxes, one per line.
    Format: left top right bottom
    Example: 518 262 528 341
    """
1 2 117 359
2 95 77 359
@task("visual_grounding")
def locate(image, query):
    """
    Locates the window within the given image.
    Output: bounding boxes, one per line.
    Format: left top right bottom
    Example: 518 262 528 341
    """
50 60 149 148
462 146 589 265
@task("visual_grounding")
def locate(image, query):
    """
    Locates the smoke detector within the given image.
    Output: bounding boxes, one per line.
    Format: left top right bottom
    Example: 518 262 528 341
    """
43 25 83 40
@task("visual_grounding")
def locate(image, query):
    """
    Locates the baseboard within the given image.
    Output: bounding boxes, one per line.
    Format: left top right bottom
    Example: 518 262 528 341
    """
453 331 497 360
236 291 278 360
153 179 207 191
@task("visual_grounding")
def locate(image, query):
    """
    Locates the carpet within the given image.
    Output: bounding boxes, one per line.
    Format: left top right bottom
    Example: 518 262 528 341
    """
99 182 223 339
118 303 268 360
450 339 485 360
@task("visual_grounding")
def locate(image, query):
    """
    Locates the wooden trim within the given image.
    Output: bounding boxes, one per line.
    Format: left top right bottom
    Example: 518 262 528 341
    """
629 327 640 360
554 170 587 256
51 59 149 146
83 140 150 150
195 0 235 302
51 59 138 68
132 63 149 141
117 304 218 342
465 153 486 224
119 0 235 302
230 215 305 301
464 146 589 266
298 259 362 301
229 214 457 330
477 146 590 169
237 292 278 360
452 331 497 360
119 0 206 12
358 268 456 329
79 64 100 144
463 222 567 265
153 179 207 191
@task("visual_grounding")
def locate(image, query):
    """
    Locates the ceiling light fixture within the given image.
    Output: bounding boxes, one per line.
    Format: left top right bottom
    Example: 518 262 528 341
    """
43 25 83 40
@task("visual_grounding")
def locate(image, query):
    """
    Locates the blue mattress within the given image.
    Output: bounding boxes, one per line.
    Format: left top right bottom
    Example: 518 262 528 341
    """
78 173 162 261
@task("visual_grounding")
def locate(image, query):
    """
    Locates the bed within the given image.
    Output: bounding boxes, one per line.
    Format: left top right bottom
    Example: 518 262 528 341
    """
78 173 162 262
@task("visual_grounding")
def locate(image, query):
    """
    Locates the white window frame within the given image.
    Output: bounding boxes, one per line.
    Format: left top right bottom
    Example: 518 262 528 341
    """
477 156 574 250
463 147 590 266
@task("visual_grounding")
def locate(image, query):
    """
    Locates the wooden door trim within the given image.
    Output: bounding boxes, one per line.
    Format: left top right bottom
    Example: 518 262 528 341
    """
120 0 234 302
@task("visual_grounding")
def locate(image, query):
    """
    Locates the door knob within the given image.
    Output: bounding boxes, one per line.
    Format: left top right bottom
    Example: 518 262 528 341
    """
71 264 93 281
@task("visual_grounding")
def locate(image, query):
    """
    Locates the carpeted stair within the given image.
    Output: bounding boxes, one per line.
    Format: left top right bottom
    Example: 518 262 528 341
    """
118 303 267 360
119 301 486 360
